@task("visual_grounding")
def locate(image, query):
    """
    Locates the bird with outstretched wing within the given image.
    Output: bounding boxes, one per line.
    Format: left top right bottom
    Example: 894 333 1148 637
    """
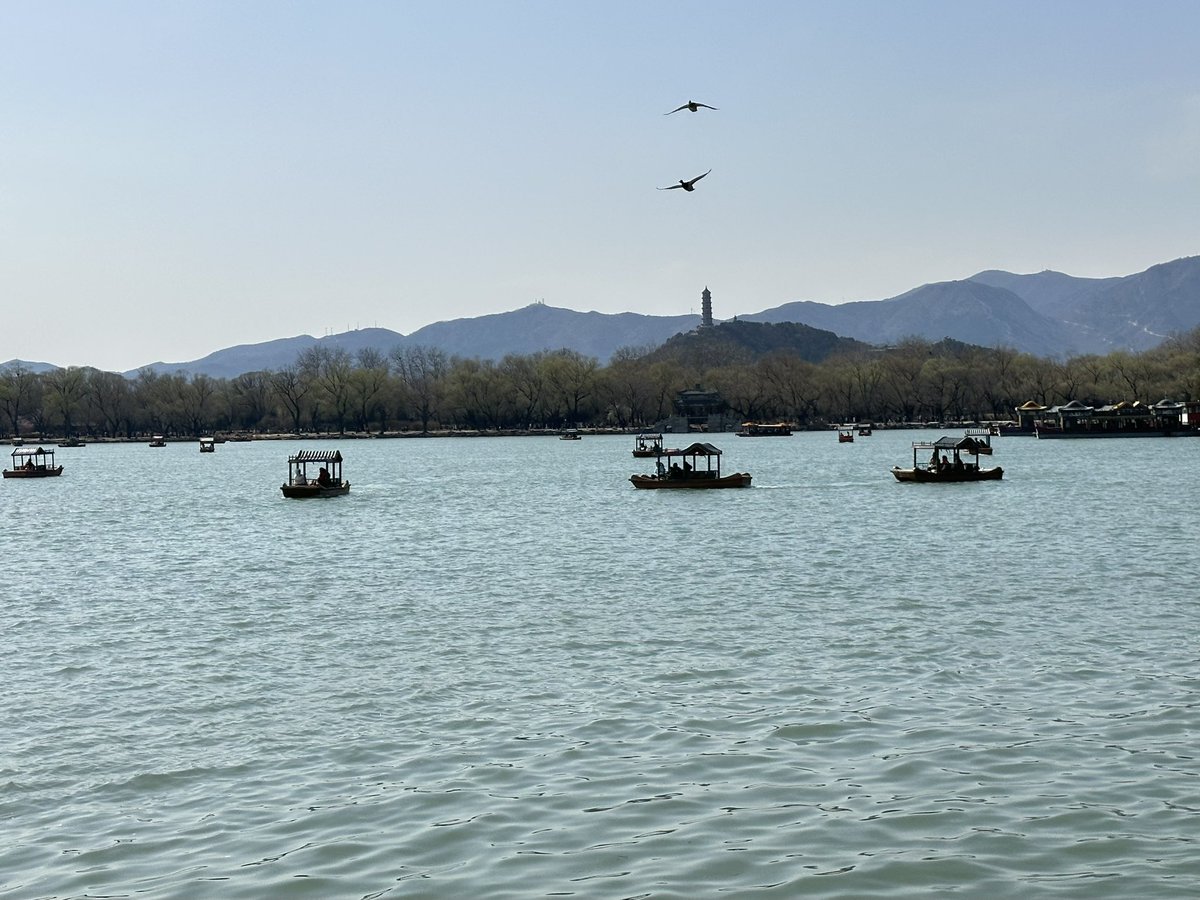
665 100 718 115
658 169 712 192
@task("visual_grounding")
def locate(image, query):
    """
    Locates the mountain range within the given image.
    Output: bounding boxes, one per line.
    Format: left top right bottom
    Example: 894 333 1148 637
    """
5 255 1198 378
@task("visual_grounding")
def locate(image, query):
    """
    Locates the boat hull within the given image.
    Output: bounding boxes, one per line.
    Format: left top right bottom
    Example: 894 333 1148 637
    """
281 482 351 498
630 473 752 489
3 467 64 478
892 466 1003 483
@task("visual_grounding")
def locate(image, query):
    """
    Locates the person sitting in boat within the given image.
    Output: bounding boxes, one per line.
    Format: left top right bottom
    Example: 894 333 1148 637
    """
656 459 666 477
940 454 950 469
317 466 331 487
293 471 307 486
670 462 682 478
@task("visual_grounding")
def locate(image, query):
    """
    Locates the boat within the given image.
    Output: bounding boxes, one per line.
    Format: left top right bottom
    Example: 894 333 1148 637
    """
632 433 665 457
560 430 582 441
838 429 854 443
281 449 350 498
857 425 873 437
199 437 216 453
57 437 86 448
1033 399 1198 438
3 446 64 478
149 435 166 447
892 435 1003 483
963 428 994 454
630 441 751 489
736 422 793 437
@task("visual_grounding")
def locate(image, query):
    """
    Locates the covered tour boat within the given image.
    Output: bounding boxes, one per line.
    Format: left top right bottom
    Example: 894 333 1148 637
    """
3 446 64 478
560 430 582 441
633 433 665 457
199 437 216 453
630 441 751 489
838 429 854 443
892 435 1003 483
281 449 350 498
149 435 166 447
736 422 793 437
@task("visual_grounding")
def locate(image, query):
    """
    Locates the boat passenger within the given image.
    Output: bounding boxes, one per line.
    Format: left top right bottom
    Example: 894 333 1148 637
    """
317 467 331 487
670 463 682 478
294 472 307 486
656 460 666 477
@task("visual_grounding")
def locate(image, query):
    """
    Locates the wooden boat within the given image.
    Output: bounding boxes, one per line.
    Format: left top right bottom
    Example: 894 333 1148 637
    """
838 429 854 443
630 441 751 489
560 430 582 441
281 449 350 498
57 437 86 448
736 422 792 437
3 446 64 478
892 435 1003 483
633 433 665 457
199 437 216 453
149 435 166 447
963 428 994 454
857 425 873 437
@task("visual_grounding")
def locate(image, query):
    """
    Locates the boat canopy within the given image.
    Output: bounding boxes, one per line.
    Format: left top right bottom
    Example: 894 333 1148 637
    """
911 435 987 453
659 441 722 458
288 449 343 463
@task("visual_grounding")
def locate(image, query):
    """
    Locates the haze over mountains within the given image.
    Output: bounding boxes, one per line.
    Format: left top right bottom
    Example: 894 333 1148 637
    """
6 255 1199 379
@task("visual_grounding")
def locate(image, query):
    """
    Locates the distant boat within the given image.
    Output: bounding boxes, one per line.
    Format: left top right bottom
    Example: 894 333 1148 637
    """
838 429 854 443
281 449 350 498
630 441 751 489
3 446 63 478
736 422 792 437
57 437 86 448
149 435 166 447
560 430 582 441
199 437 215 453
857 425 873 437
632 433 665 457
892 435 1003 483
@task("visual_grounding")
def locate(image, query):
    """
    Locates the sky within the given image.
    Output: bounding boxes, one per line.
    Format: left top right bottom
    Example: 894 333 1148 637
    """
3 1 1200 372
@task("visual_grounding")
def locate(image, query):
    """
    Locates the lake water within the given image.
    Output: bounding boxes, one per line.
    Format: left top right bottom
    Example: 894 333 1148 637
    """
2 431 1197 899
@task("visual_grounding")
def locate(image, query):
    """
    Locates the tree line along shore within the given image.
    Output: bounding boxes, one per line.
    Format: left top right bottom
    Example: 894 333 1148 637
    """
3 330 1199 440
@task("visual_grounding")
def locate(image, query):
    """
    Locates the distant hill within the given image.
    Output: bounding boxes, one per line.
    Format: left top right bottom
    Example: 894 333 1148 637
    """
127 304 699 378
403 303 699 362
0 359 59 374
745 279 1082 357
127 328 406 379
15 254 1200 377
645 319 868 369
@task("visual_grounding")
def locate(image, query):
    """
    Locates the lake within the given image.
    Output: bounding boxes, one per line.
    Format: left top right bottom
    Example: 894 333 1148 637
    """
2 431 1197 898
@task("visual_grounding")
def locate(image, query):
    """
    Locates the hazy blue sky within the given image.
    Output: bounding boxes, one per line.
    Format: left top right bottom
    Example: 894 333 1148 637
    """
4 1 1199 371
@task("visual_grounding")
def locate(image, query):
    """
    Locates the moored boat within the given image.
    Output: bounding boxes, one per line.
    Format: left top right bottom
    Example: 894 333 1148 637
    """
281 449 350 498
630 441 751 489
3 446 64 478
892 435 1003 483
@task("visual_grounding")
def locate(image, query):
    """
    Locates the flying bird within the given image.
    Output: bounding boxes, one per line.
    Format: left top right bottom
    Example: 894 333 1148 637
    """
665 100 718 115
658 169 712 191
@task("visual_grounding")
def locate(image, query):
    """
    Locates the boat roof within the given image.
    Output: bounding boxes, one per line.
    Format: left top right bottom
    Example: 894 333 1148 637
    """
11 446 53 457
288 449 343 463
637 433 662 439
660 441 722 457
912 436 988 452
